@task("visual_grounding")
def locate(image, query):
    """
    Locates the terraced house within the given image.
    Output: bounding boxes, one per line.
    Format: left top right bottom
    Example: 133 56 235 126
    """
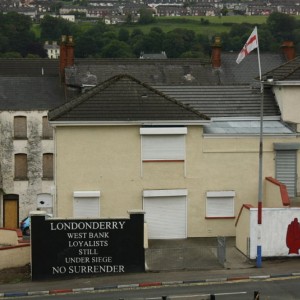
1 37 299 240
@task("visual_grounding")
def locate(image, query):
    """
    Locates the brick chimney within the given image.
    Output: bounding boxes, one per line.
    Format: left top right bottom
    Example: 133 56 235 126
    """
281 41 296 62
211 36 222 68
59 35 74 83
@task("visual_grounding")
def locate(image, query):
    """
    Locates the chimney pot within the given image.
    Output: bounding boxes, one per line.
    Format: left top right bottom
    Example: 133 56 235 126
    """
211 36 221 68
281 41 296 61
60 35 74 83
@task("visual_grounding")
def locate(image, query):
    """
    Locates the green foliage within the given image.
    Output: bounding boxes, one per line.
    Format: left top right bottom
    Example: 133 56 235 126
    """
118 28 130 42
74 21 112 57
101 40 134 58
0 12 45 57
138 8 155 25
40 15 80 41
2 13 300 59
267 12 297 41
0 51 22 58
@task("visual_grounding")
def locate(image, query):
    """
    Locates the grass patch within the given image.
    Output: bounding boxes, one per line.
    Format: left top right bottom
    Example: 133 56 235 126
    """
112 16 268 36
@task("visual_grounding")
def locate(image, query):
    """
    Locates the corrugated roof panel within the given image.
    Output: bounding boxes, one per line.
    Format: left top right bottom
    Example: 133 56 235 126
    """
204 120 295 135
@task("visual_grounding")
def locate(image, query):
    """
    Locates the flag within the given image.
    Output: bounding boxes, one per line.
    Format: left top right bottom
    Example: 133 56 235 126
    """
236 27 258 64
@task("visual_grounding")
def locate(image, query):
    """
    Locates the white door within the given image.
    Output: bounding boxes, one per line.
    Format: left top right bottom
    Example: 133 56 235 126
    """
144 196 187 239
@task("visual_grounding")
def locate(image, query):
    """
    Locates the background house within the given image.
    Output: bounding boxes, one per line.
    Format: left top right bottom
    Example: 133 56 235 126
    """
0 59 65 229
44 41 60 59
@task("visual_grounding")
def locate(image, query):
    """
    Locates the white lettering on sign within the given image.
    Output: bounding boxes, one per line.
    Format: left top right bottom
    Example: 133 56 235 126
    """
49 220 130 276
50 221 126 231
52 265 125 274
68 240 108 247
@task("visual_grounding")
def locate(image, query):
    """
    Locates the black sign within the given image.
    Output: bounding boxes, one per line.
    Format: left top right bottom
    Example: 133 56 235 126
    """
31 213 145 280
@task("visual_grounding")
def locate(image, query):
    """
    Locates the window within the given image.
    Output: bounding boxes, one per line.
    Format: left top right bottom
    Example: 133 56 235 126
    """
43 153 54 179
14 154 28 180
14 116 27 139
42 116 53 139
274 143 299 198
140 127 187 161
73 191 100 218
206 191 235 218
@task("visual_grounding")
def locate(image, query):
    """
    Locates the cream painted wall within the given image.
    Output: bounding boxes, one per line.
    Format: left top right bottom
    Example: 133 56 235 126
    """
54 125 299 238
235 205 251 255
0 245 30 270
273 86 300 126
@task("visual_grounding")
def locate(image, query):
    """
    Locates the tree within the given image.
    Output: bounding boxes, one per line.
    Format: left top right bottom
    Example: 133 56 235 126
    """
138 8 155 25
266 12 296 41
0 51 22 58
163 31 186 58
40 15 78 41
101 40 134 58
74 36 102 58
0 12 45 57
74 21 113 58
118 28 130 42
162 28 196 58
129 29 145 56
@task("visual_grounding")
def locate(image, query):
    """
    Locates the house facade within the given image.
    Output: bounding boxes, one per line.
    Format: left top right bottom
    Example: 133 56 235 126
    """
0 36 298 239
48 70 299 239
0 59 66 229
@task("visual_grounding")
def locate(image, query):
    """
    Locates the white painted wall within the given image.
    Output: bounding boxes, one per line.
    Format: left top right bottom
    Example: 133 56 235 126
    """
0 111 54 225
238 207 300 259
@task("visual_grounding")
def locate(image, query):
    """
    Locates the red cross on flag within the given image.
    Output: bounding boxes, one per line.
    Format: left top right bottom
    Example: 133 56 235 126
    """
236 27 258 64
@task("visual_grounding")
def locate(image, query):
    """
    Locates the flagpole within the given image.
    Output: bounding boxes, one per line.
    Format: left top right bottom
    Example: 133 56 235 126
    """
236 26 263 268
256 26 263 268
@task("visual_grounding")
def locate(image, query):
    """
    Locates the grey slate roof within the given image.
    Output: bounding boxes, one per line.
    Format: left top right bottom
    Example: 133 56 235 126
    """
154 85 280 118
48 74 210 123
65 58 218 86
0 58 59 77
220 52 286 85
0 77 66 110
0 54 286 114
65 53 286 87
262 56 300 81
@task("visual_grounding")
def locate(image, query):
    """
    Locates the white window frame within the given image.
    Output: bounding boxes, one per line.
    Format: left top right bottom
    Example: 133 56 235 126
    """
206 191 235 218
140 127 187 161
73 191 101 218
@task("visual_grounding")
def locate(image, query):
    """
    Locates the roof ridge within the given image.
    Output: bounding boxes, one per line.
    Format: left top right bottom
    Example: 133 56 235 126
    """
262 56 300 80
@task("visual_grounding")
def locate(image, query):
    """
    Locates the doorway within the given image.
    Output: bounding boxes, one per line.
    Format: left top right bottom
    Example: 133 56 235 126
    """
3 194 19 229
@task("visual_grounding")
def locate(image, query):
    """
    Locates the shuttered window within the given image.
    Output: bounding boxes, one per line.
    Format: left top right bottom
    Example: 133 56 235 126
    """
140 127 187 161
206 191 235 218
43 153 54 179
143 189 187 239
275 150 297 197
14 116 27 139
73 191 100 218
42 116 53 139
14 153 28 180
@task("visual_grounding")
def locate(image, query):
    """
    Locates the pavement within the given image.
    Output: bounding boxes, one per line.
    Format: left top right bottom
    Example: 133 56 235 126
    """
1 240 300 298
